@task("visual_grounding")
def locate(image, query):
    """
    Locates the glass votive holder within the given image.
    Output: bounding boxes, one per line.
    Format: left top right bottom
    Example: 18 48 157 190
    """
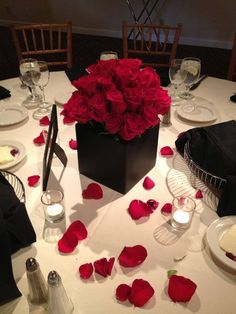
171 197 196 230
41 190 65 223
100 51 118 60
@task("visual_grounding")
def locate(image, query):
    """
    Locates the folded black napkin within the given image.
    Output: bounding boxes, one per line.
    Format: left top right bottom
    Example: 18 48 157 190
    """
0 86 11 100
0 173 36 303
175 120 236 217
230 93 236 103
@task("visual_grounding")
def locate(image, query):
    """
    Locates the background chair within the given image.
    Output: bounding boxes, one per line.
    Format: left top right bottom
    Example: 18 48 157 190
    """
11 22 72 69
122 21 182 69
227 32 236 81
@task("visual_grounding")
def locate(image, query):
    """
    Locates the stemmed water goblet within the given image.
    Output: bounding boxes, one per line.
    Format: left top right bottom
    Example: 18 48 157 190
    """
19 58 41 108
168 58 187 106
179 57 201 113
178 57 201 111
31 61 52 120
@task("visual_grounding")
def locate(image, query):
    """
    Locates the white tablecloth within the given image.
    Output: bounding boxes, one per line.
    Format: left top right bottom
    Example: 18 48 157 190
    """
0 72 236 314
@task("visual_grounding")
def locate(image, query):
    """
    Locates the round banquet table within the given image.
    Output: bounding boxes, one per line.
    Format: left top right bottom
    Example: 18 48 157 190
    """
0 71 236 314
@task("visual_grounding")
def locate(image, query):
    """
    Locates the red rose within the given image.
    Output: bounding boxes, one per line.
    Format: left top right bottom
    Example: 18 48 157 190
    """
118 58 142 72
72 75 98 97
155 87 171 115
124 87 142 112
63 91 91 123
104 113 122 134
136 67 160 88
168 275 197 302
89 93 107 122
87 59 118 77
106 89 127 114
119 113 145 141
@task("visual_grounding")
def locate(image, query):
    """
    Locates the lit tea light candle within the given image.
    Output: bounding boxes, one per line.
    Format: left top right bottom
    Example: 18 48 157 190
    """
171 197 196 230
46 203 63 217
172 209 190 228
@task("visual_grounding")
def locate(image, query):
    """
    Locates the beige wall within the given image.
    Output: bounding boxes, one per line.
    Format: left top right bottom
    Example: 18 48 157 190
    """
0 0 235 48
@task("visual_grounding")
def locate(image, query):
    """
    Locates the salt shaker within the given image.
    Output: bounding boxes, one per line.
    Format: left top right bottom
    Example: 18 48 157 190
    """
162 109 171 125
47 270 74 314
26 257 48 305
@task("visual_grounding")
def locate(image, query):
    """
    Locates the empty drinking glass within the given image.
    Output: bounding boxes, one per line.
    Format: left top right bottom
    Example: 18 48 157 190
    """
19 58 41 108
31 61 52 119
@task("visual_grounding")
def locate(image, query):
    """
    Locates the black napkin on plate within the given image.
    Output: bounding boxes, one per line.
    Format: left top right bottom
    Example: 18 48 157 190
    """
0 173 36 303
175 120 236 217
0 86 11 100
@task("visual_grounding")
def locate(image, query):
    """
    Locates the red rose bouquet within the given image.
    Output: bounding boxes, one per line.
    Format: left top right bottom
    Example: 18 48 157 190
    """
62 58 171 141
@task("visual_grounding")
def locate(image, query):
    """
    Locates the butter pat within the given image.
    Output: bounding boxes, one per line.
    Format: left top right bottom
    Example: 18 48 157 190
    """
0 146 14 164
219 224 236 255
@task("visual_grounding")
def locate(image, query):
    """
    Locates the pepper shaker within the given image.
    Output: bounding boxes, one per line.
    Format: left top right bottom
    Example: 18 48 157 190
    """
26 257 48 305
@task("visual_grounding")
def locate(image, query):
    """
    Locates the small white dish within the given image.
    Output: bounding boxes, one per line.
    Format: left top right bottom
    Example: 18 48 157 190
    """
206 216 236 270
0 104 28 126
0 140 26 169
54 91 73 107
177 98 217 123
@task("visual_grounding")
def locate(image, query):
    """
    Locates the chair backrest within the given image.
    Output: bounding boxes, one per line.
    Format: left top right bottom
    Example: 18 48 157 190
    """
227 32 236 81
11 22 72 69
122 22 182 68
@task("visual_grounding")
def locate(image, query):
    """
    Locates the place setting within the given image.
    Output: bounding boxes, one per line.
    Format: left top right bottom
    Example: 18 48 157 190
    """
168 57 218 124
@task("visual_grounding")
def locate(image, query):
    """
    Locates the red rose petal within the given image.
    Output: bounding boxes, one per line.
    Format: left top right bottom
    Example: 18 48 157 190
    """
63 116 75 124
160 146 174 156
94 258 109 277
10 148 19 157
195 190 203 199
146 199 159 210
67 220 88 240
69 139 77 150
82 183 103 199
128 199 152 220
143 176 155 190
39 116 50 126
118 245 147 267
27 175 40 187
168 275 197 302
33 131 46 145
58 232 78 253
78 263 93 279
116 284 131 301
161 203 172 215
107 257 115 276
129 279 155 307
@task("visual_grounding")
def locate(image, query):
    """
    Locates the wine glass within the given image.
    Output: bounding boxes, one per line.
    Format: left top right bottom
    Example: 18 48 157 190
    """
19 58 41 108
168 59 187 106
179 57 201 113
31 61 52 120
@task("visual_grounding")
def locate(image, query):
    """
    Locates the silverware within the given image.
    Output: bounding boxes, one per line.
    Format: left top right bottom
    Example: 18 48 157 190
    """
190 74 208 90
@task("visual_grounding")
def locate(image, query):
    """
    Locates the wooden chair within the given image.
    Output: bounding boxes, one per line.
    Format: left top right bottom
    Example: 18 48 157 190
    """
227 32 236 81
11 22 72 69
122 22 182 68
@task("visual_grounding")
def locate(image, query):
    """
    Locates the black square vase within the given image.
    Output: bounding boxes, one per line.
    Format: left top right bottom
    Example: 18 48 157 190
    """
75 123 159 194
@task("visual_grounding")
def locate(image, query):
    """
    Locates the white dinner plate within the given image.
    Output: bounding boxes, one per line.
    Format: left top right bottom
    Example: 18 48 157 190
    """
177 98 217 123
0 104 28 126
0 140 26 170
54 91 73 106
206 216 236 270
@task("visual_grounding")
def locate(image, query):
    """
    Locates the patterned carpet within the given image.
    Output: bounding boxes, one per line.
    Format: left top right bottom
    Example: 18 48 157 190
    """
0 25 231 82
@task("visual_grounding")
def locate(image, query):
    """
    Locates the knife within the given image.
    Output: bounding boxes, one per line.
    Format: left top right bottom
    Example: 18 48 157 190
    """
190 74 208 90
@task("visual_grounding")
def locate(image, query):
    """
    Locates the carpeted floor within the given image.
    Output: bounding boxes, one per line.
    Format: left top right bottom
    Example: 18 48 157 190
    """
0 25 231 82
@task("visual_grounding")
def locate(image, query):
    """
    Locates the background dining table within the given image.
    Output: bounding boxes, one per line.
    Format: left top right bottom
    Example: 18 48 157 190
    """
0 71 236 314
